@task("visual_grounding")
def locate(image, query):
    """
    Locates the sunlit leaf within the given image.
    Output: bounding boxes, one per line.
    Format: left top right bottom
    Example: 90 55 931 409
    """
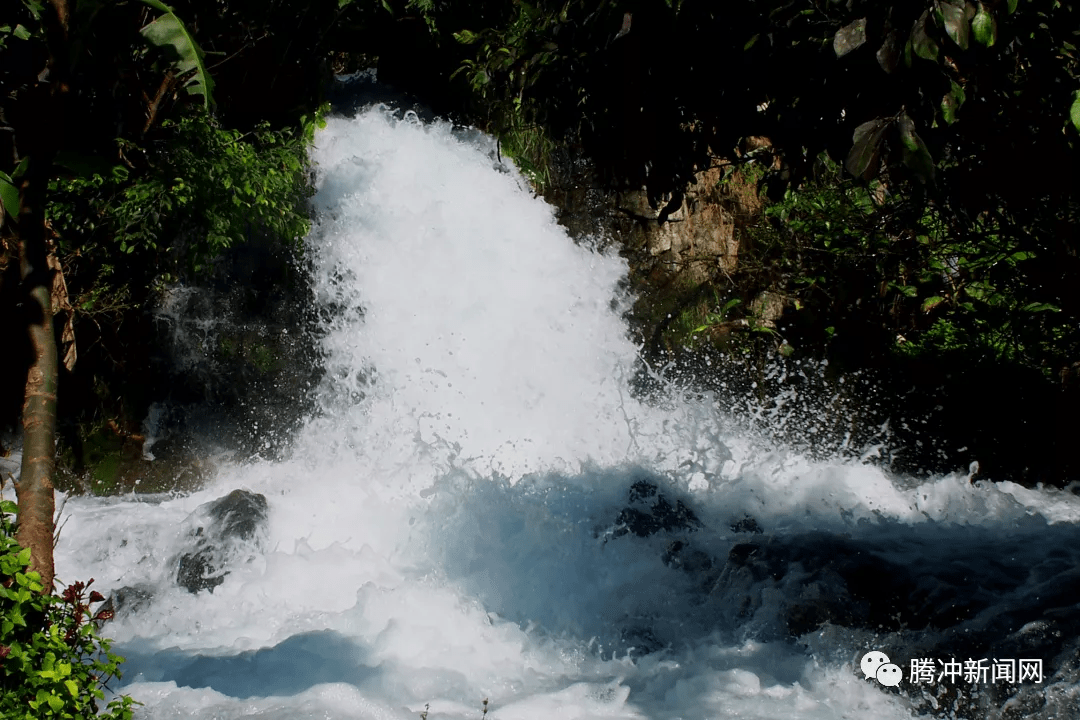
922 296 946 312
938 0 969 50
22 0 44 22
0 173 18 221
1071 92 1080 132
11 156 28 180
833 17 867 58
972 4 997 47
895 284 918 297
1022 302 1060 312
941 80 966 124
137 0 215 109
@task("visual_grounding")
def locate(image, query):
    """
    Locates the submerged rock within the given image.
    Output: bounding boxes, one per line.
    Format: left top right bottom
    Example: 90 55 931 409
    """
712 524 1080 719
730 515 763 535
175 489 269 593
600 478 721 592
99 583 156 623
716 532 1003 636
607 479 702 540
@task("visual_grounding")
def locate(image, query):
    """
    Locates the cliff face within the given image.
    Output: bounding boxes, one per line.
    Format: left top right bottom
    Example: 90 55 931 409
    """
546 158 759 275
614 163 746 283
542 149 767 345
541 145 799 392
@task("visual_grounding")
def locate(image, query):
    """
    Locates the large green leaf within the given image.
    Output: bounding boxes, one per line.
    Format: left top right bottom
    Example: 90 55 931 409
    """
0 172 18 221
833 17 867 58
971 4 996 47
938 0 969 50
137 0 214 108
941 80 966 124
0 158 28 221
20 0 45 22
845 119 889 181
922 296 946 312
1071 92 1080 132
911 11 940 62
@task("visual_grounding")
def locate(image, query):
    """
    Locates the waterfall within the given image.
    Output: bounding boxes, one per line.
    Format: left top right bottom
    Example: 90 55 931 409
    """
52 105 1080 719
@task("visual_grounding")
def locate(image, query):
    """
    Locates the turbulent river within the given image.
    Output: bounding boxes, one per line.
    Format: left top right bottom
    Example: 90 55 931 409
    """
52 103 1080 719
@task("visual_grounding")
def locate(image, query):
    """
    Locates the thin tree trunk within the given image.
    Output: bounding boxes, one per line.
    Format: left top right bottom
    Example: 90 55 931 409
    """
15 164 57 592
11 0 71 593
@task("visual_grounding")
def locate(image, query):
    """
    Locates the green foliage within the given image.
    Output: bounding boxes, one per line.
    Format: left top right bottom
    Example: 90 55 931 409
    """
49 109 315 274
0 500 135 719
414 0 577 189
692 297 742 335
400 0 1078 288
137 0 216 109
496 120 557 191
405 0 439 35
748 156 1077 374
0 0 43 52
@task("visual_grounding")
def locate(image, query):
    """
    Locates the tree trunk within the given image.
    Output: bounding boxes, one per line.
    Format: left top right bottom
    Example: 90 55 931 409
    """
11 0 71 593
15 165 58 592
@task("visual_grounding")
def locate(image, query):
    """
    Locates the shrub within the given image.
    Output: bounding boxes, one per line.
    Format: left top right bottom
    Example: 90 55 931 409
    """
49 107 320 278
0 500 135 719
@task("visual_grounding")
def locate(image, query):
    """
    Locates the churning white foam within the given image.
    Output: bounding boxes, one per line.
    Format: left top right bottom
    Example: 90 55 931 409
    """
51 106 1080 719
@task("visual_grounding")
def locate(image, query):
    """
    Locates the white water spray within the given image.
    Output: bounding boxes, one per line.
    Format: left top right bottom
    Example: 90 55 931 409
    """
52 106 1080 720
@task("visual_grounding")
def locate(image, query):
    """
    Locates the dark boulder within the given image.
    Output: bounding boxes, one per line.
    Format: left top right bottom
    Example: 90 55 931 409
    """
606 480 702 540
716 532 999 636
175 489 269 593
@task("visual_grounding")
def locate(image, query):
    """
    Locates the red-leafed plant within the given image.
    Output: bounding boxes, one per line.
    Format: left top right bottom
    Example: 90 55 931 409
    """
0 499 135 719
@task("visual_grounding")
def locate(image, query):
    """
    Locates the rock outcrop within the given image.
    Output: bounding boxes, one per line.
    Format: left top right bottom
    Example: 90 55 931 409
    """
174 489 269 593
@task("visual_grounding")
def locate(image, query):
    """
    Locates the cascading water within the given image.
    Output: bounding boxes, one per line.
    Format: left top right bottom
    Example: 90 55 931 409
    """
50 104 1080 720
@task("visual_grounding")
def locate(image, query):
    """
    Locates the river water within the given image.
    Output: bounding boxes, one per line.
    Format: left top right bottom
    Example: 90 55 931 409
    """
53 106 1080 719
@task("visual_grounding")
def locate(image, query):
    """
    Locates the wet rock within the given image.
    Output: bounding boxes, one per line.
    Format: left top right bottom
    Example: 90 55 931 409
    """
608 480 702 540
730 516 763 534
105 583 156 620
612 165 748 284
717 533 984 636
599 480 720 594
618 625 666 657
175 489 268 593
748 291 788 329
662 540 713 573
